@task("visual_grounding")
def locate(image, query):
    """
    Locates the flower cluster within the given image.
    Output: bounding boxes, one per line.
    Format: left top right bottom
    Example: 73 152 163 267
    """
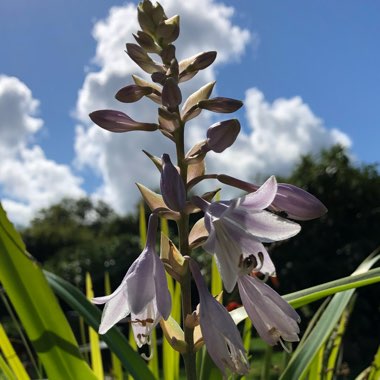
90 0 327 377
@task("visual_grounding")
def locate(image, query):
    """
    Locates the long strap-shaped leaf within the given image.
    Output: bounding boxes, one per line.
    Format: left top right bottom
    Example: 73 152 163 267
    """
230 267 380 325
0 323 30 380
280 253 380 380
44 270 155 380
0 204 97 380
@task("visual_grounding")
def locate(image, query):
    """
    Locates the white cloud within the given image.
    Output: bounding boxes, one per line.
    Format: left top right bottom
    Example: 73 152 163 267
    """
209 88 352 185
0 76 43 157
75 0 351 213
0 76 85 226
74 0 251 214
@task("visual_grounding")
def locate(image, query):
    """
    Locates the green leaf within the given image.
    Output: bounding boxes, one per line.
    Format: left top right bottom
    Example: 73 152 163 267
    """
230 267 380 325
0 352 16 380
0 204 97 380
44 270 155 380
279 253 380 380
0 324 30 380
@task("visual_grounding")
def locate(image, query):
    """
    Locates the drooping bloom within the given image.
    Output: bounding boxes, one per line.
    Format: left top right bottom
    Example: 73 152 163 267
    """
217 174 327 221
92 214 171 346
189 259 249 376
192 176 301 292
238 274 300 347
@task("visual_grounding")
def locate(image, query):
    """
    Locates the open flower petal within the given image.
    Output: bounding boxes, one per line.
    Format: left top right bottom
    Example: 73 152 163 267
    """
97 287 130 335
152 251 172 319
131 298 161 347
189 259 249 375
238 275 300 346
126 249 155 315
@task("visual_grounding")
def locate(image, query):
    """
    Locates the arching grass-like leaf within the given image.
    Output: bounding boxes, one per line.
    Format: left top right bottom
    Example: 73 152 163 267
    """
0 204 97 380
44 271 155 380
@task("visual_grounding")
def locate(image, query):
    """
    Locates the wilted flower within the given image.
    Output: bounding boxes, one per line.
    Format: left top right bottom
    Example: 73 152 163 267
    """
189 259 249 376
160 153 186 211
92 214 171 346
192 176 301 292
238 274 300 347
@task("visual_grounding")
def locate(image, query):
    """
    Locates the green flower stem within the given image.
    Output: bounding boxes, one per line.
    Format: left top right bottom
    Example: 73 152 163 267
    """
175 120 197 380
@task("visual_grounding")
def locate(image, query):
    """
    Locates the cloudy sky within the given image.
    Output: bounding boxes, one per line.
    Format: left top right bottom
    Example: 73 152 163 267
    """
0 0 379 225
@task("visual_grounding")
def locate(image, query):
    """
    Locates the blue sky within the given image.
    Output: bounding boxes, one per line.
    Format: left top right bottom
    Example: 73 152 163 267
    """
0 0 379 224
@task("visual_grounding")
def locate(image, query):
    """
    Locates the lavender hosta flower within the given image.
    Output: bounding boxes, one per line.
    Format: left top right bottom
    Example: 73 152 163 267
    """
217 174 327 221
160 153 186 212
189 259 249 376
238 274 300 347
192 176 301 292
92 214 171 346
272 183 327 221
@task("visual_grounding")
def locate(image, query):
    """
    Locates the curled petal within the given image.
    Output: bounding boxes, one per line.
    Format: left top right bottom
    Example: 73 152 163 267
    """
97 288 130 335
235 176 277 211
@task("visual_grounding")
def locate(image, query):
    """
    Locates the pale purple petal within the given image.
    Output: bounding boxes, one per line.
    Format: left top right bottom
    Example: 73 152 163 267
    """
205 219 240 292
236 176 277 210
98 288 130 335
224 208 301 243
189 259 249 375
152 252 172 319
238 275 300 346
131 298 161 347
126 249 155 314
274 183 328 220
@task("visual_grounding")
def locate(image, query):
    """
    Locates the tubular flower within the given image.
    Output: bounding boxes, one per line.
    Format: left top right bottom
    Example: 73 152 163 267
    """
92 214 171 346
189 259 249 376
238 274 300 347
193 176 301 292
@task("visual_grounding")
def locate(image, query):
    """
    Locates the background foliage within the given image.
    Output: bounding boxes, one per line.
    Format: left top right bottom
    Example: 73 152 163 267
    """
9 145 379 378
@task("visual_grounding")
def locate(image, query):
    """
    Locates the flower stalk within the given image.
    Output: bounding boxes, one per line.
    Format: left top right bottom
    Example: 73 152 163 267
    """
89 1 327 378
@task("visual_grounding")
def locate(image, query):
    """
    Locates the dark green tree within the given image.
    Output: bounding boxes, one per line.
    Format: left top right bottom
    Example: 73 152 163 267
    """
273 145 380 376
21 198 141 292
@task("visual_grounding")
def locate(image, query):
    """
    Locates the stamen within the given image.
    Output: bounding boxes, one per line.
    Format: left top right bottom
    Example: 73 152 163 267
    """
141 345 154 361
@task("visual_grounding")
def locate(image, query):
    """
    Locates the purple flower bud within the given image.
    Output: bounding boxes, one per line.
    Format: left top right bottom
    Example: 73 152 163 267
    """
115 84 153 103
160 153 186 212
189 259 249 376
274 183 328 221
162 78 182 110
198 97 243 113
89 110 158 133
205 119 240 153
216 174 327 221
